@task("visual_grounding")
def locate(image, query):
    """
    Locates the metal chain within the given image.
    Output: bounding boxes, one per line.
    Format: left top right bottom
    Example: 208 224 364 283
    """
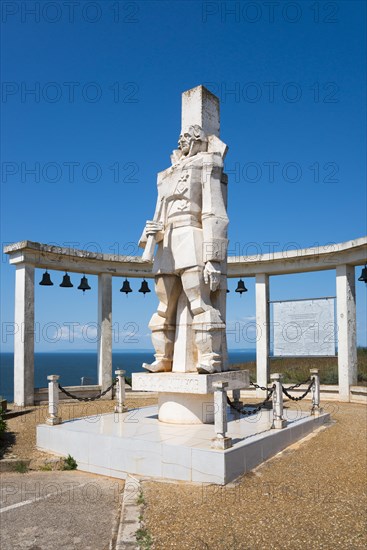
58 378 118 402
281 379 315 401
285 378 311 390
227 385 275 416
250 381 269 391
252 378 312 392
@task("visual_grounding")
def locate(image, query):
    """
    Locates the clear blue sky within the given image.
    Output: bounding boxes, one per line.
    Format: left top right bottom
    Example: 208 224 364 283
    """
1 0 366 352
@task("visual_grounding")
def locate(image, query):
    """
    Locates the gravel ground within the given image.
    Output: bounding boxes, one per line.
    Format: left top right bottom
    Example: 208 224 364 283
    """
142 402 367 550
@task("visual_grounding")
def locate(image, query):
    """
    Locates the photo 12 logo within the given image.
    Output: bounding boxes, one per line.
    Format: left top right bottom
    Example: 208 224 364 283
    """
203 81 340 104
202 2 340 24
1 321 141 344
224 160 339 184
1 161 139 184
1 1 140 24
1 81 139 104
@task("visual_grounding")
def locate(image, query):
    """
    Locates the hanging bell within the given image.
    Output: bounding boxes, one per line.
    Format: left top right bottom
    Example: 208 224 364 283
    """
60 272 73 288
235 279 248 295
78 275 91 292
139 279 151 295
226 289 230 293
358 265 367 283
120 279 132 294
39 271 53 286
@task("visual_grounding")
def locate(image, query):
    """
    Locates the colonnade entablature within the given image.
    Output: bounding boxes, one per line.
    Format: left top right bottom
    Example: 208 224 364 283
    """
5 236 367 277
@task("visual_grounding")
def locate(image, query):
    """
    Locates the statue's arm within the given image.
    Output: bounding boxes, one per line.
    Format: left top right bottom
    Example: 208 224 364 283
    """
138 187 164 249
201 153 229 266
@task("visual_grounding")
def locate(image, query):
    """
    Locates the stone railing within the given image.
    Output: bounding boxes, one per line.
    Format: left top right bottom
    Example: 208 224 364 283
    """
45 370 126 425
44 369 333 452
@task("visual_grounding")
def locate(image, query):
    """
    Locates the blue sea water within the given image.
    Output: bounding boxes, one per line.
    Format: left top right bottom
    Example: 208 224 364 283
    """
0 350 256 402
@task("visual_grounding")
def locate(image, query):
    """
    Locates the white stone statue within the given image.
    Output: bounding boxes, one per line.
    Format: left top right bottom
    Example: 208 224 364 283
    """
139 87 229 375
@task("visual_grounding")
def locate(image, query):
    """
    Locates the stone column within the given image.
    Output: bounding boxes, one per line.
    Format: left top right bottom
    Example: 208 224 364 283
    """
14 264 35 406
114 369 127 413
270 373 287 429
336 265 357 401
310 369 322 416
46 375 61 425
232 388 243 409
97 274 112 396
211 381 232 449
255 273 270 397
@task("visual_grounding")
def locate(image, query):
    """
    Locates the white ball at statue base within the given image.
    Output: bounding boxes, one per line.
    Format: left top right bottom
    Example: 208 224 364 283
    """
158 392 214 424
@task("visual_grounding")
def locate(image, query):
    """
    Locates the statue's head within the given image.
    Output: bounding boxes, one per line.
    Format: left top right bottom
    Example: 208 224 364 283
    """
178 125 207 157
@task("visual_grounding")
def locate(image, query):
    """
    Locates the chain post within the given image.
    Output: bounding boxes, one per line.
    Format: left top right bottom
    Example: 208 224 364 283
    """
46 375 61 425
211 381 232 449
114 370 127 413
310 369 323 417
270 373 287 429
232 388 243 409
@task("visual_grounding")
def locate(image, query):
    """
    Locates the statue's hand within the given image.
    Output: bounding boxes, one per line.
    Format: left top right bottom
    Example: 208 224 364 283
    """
145 220 164 236
203 261 221 292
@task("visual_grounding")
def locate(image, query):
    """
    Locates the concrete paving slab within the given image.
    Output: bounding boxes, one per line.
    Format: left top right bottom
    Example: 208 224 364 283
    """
0 471 123 550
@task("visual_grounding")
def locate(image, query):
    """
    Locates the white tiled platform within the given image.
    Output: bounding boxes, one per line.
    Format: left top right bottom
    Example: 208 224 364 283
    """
37 406 330 485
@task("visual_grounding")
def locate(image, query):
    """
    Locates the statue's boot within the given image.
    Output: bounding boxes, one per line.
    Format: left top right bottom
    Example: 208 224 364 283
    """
192 309 226 374
196 360 221 375
142 313 175 373
142 359 172 373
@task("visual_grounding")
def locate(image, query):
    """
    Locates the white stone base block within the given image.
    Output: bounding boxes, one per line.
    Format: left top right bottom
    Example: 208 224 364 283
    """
273 418 287 430
36 406 330 485
133 371 249 424
132 370 250 395
46 416 61 426
158 393 214 424
211 436 232 449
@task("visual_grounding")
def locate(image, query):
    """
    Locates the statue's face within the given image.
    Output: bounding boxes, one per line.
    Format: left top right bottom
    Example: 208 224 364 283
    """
178 132 192 156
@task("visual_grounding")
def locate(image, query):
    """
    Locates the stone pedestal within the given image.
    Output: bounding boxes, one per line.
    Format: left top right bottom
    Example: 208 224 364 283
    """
132 370 249 425
37 406 331 484
158 393 214 424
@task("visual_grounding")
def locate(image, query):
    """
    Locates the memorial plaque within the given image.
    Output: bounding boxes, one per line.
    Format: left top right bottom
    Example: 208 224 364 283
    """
272 298 336 356
132 371 250 394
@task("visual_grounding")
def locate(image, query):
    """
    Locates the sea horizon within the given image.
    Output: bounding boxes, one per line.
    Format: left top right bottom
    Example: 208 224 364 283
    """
0 349 256 402
0 348 257 356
